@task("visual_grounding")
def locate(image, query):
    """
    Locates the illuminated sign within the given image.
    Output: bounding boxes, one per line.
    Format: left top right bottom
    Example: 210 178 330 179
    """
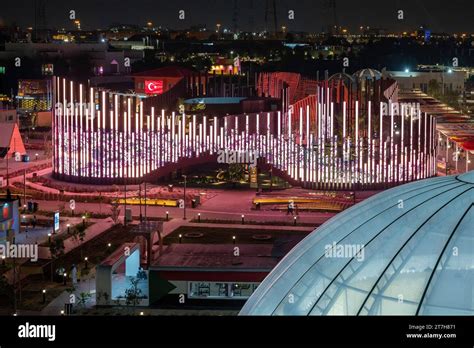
145 80 164 95
0 67 5 74
54 212 60 232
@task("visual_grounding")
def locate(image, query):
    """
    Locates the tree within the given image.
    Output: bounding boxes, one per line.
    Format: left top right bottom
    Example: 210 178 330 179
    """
77 292 92 311
226 164 246 188
427 79 441 97
69 224 87 260
124 277 143 314
49 239 65 282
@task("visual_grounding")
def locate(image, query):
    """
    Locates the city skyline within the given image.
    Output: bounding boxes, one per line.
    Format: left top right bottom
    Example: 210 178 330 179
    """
1 0 474 33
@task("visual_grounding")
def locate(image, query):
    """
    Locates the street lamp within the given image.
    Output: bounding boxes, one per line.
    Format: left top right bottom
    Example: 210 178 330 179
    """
84 257 88 269
47 233 52 244
42 289 46 304
35 153 39 161
179 234 182 244
182 175 187 220
198 213 201 223
166 211 169 221
82 215 86 228
241 215 245 225
63 272 67 285
66 224 71 234
233 236 236 244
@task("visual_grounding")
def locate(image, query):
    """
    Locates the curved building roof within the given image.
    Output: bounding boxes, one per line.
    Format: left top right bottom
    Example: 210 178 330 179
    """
353 68 382 80
240 172 474 315
328 72 355 85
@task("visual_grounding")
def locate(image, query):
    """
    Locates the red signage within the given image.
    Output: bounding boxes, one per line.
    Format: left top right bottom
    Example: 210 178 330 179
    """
3 204 9 219
145 80 164 95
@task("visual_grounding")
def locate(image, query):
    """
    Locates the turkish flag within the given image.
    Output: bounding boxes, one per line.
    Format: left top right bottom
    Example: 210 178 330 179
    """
145 80 164 95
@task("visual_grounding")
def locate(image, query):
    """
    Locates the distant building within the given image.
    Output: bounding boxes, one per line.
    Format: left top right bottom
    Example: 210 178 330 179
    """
388 69 466 93
17 79 53 113
133 66 194 95
0 109 18 123
209 56 241 75
0 42 142 76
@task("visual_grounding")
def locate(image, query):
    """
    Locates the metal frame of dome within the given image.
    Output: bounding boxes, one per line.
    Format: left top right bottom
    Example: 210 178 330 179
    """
240 171 474 316
328 72 356 85
353 68 383 80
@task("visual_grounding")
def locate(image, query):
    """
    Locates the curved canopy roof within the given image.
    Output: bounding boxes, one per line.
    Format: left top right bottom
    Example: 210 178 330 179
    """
241 172 474 315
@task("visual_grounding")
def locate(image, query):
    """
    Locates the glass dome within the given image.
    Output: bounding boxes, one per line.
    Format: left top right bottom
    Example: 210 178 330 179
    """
240 172 474 316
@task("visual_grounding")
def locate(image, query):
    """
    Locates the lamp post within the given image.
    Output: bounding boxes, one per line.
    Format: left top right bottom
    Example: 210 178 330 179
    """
82 215 86 228
42 289 46 304
84 257 88 270
198 213 201 222
166 211 169 221
63 272 67 285
179 234 182 244
182 175 187 220
241 215 245 225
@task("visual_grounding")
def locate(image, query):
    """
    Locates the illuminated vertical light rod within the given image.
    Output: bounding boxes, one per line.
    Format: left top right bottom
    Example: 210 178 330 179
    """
423 113 427 178
70 81 74 177
123 111 127 178
213 117 218 152
410 108 414 181
89 87 94 178
379 102 384 183
140 102 144 177
417 109 421 179
401 105 405 181
355 100 359 181
390 101 394 182
114 94 119 178
160 109 165 165
101 91 106 179
192 114 197 155
79 84 83 178
171 111 176 162
127 98 132 178
151 107 155 171
85 106 89 178
368 101 372 183
330 102 334 138
203 116 207 152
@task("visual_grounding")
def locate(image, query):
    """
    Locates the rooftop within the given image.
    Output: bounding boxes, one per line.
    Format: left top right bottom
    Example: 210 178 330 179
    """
151 244 279 271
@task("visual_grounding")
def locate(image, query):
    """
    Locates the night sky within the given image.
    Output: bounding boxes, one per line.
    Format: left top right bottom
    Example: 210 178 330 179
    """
1 0 474 33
